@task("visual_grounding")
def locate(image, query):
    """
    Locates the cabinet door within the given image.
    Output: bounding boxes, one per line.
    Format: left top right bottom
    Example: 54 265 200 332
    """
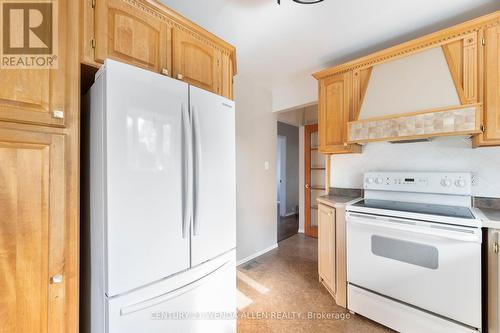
0 128 66 333
482 25 500 145
0 2 66 127
220 52 234 99
95 0 169 73
488 229 499 333
172 28 221 94
318 204 335 294
318 72 360 154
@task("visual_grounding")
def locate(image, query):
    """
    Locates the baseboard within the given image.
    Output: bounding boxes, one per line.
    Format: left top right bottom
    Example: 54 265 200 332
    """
284 211 298 217
236 243 278 266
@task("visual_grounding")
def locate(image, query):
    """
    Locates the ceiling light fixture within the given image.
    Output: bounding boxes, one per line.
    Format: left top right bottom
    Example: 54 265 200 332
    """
277 0 324 4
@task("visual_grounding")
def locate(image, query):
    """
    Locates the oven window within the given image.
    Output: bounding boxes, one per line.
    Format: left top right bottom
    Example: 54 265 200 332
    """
371 235 439 270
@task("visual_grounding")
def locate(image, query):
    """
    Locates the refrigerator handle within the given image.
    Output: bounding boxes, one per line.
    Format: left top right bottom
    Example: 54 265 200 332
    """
181 103 193 238
192 105 203 236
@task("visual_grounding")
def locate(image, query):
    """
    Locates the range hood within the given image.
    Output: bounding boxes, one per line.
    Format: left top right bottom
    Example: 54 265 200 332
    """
347 47 482 144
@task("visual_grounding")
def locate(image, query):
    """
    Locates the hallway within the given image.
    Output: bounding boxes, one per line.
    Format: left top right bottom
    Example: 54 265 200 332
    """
277 214 299 242
237 234 393 333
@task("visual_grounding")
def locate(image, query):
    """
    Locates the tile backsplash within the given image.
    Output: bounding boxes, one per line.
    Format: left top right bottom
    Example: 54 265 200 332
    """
330 136 500 198
349 106 477 142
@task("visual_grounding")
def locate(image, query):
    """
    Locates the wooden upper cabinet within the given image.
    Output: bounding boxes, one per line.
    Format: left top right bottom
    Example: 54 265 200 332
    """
475 24 500 146
84 0 236 99
0 1 67 127
172 28 221 95
0 127 66 333
318 72 361 154
94 0 169 73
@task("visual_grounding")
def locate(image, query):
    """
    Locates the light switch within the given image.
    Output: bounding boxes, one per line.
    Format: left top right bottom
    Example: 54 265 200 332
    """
264 161 270 170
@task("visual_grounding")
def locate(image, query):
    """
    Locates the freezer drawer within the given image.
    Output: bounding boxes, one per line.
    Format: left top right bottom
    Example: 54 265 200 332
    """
106 251 236 333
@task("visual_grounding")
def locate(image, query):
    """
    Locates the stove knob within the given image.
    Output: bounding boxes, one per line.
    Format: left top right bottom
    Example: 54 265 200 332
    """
366 177 374 184
375 177 383 184
455 179 466 188
441 179 452 187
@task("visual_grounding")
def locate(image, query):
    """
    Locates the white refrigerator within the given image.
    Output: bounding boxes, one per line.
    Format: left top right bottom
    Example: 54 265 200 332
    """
82 59 236 333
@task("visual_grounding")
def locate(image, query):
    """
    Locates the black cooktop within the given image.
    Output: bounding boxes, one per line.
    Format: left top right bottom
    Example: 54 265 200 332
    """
352 199 475 219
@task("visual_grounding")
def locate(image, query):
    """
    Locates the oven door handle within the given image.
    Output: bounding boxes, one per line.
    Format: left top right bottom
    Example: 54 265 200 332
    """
347 213 481 243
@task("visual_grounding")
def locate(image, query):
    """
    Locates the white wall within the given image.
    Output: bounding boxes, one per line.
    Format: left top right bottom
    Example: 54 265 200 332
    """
234 75 278 262
330 136 500 197
272 74 317 112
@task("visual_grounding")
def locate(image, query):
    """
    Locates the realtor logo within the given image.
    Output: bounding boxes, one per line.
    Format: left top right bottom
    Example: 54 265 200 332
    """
1 0 58 68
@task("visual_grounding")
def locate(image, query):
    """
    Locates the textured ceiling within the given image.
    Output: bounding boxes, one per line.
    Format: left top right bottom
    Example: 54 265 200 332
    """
160 0 500 91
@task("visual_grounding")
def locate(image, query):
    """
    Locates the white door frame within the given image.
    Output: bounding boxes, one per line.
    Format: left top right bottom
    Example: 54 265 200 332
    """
277 135 287 217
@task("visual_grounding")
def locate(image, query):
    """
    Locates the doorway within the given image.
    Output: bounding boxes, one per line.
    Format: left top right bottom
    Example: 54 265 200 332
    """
304 124 325 238
276 122 300 242
277 135 287 217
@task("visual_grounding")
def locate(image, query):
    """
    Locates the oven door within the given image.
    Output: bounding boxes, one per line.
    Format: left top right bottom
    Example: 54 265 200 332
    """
347 211 481 328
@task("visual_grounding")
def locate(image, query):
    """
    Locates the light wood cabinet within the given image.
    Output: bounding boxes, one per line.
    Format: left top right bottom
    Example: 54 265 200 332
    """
474 24 500 146
318 204 336 294
0 0 79 331
318 72 361 154
0 0 68 127
318 202 347 307
172 28 221 95
84 0 236 99
488 228 500 333
94 0 170 73
315 12 500 150
0 127 66 333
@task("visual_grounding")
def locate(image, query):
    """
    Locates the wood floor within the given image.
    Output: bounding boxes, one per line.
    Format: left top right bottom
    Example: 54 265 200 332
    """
277 214 299 242
237 234 394 333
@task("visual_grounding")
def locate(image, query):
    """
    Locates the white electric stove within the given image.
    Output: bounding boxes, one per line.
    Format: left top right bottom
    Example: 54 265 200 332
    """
346 172 482 333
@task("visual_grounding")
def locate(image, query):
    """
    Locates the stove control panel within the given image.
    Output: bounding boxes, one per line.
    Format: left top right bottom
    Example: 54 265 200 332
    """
364 172 471 195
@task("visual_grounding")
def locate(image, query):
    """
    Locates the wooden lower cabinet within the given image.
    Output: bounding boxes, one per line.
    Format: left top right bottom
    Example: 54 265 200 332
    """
318 204 336 293
0 127 67 333
488 228 500 333
318 72 361 154
318 202 347 307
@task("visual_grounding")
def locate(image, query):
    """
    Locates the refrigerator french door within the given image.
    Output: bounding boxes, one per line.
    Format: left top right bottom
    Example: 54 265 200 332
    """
189 86 236 266
83 59 236 333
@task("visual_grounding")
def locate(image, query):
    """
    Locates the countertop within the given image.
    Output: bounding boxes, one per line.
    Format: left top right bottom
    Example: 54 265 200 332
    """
475 207 500 229
317 195 361 209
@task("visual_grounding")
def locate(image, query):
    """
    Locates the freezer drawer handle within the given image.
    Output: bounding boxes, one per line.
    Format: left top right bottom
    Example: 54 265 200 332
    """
120 260 231 316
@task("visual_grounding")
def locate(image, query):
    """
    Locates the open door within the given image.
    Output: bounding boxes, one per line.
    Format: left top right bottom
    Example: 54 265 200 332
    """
304 124 326 238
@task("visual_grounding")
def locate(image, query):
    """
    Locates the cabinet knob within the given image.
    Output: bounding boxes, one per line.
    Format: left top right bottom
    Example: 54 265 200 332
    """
177 73 183 80
51 274 63 284
328 210 333 216
305 184 310 189
494 242 499 254
161 68 169 76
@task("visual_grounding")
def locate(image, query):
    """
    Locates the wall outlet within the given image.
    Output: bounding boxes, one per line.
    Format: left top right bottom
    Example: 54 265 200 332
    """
471 173 478 186
264 161 270 170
